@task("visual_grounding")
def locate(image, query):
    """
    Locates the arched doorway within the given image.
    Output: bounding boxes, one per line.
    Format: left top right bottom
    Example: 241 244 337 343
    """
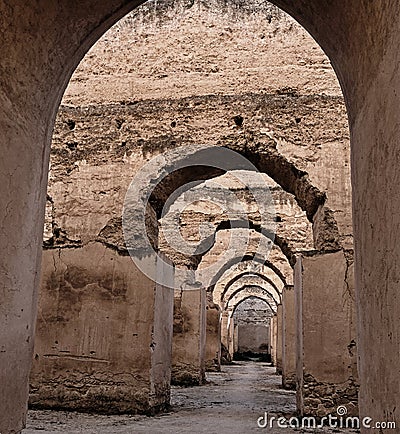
0 1 399 432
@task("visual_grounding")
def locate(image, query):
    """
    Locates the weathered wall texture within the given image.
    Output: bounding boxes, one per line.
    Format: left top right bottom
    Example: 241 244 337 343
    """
48 95 350 250
282 285 296 389
276 304 283 375
205 303 221 371
233 297 272 356
236 324 270 353
295 251 358 417
46 0 351 259
172 287 206 385
220 312 232 364
30 244 174 414
2 0 400 432
270 315 278 367
32 0 352 417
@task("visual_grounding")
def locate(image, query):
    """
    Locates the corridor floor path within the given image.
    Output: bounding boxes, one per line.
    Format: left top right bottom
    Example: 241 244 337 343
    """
25 362 358 433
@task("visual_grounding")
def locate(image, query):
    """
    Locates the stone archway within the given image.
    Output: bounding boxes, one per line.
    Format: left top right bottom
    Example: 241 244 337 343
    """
1 2 400 432
222 288 277 362
217 271 283 307
223 282 280 311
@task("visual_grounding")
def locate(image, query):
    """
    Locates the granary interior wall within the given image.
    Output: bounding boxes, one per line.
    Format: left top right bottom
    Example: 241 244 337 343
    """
295 251 358 416
2 0 400 431
205 303 221 371
45 0 351 250
30 244 166 413
171 287 206 385
34 0 352 414
233 297 273 355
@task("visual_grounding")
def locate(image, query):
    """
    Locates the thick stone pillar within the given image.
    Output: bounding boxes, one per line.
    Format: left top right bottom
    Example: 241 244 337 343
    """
228 314 235 359
295 251 358 417
30 246 174 413
0 48 51 434
172 284 206 385
347 12 400 428
233 323 239 354
221 311 229 350
220 311 232 364
276 304 283 375
266 321 271 356
270 314 277 367
205 303 221 371
282 285 296 389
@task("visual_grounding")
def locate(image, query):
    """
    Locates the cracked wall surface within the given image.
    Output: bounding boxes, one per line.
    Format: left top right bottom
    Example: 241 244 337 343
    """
295 251 358 417
30 244 168 413
233 297 273 356
34 0 352 413
2 0 400 430
172 288 206 386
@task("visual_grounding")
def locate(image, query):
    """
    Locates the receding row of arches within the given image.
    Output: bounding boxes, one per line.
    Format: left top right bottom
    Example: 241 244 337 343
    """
1 1 399 433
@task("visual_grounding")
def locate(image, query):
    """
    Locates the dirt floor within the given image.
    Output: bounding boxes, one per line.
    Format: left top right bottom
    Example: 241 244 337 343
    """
25 362 359 434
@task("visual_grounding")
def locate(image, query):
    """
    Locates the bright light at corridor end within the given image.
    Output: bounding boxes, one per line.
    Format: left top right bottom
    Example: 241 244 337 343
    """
123 144 276 288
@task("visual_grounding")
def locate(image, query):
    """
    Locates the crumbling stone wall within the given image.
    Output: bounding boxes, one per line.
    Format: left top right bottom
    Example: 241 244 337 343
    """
30 245 173 414
32 0 353 414
3 0 400 430
233 297 273 357
48 94 350 250
295 251 358 417
205 302 221 371
171 287 206 386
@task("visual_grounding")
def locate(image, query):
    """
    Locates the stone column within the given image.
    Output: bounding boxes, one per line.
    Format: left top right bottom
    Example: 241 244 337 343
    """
282 285 296 389
228 314 235 359
221 311 229 350
205 303 221 371
30 247 174 414
171 283 206 385
220 311 231 364
266 322 271 356
270 314 277 366
276 304 283 375
233 323 239 354
0 63 51 434
295 251 358 417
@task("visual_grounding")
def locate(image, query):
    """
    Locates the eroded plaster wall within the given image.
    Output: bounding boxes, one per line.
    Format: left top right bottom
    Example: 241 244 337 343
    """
233 297 272 356
282 285 296 389
2 0 400 432
295 251 358 416
172 287 206 385
205 303 221 371
30 244 173 414
33 0 352 414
